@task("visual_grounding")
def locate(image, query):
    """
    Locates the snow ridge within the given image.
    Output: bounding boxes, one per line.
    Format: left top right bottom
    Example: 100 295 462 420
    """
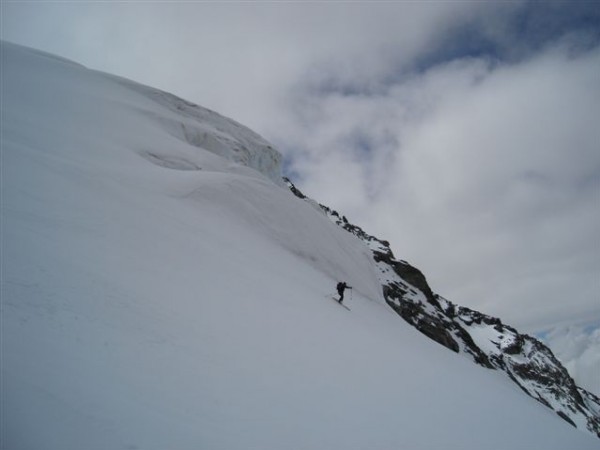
284 177 600 438
111 74 284 185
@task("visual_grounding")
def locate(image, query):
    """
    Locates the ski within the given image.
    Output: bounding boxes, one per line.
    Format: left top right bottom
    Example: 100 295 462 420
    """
327 295 351 311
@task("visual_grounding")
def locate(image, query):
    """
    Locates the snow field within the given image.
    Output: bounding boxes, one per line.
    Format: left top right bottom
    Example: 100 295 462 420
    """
2 41 598 449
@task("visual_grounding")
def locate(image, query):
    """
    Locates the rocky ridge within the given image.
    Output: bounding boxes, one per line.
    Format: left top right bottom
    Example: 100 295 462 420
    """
284 177 600 438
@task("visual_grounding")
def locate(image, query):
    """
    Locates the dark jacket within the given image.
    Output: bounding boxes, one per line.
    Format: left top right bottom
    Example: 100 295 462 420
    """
337 282 348 294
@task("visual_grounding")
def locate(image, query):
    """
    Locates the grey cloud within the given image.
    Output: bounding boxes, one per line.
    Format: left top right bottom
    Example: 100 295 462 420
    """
543 322 600 396
2 2 480 131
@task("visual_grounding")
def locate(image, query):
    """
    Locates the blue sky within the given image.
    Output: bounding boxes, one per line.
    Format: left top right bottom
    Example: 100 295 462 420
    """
2 1 599 394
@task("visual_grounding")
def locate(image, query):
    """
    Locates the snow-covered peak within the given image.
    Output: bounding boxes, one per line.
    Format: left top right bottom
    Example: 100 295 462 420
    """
3 41 283 186
114 76 284 186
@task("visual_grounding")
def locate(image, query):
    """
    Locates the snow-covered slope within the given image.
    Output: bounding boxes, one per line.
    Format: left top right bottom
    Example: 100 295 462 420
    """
300 189 600 437
2 41 598 449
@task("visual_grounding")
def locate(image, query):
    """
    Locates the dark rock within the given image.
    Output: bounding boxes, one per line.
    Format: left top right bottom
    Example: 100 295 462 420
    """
557 411 577 428
283 177 306 200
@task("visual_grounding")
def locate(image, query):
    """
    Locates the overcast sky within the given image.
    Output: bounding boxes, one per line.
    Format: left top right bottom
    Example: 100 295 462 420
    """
3 2 599 391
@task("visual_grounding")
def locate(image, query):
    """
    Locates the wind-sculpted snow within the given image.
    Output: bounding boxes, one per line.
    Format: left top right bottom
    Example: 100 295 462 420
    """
113 77 284 185
284 178 600 438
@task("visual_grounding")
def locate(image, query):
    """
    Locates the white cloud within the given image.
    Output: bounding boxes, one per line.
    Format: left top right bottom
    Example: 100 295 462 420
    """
542 322 600 396
1 2 485 132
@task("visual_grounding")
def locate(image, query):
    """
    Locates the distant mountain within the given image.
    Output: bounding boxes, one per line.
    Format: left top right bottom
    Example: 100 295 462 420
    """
2 40 598 449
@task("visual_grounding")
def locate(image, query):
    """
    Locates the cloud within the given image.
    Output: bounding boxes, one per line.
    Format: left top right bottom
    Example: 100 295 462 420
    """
541 321 600 396
2 2 487 132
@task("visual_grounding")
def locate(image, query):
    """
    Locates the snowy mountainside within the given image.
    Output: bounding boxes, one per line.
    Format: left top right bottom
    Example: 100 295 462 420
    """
113 77 284 186
285 178 600 437
2 40 599 449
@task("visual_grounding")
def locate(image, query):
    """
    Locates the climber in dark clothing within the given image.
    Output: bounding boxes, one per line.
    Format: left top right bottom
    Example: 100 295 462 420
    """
336 281 352 303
